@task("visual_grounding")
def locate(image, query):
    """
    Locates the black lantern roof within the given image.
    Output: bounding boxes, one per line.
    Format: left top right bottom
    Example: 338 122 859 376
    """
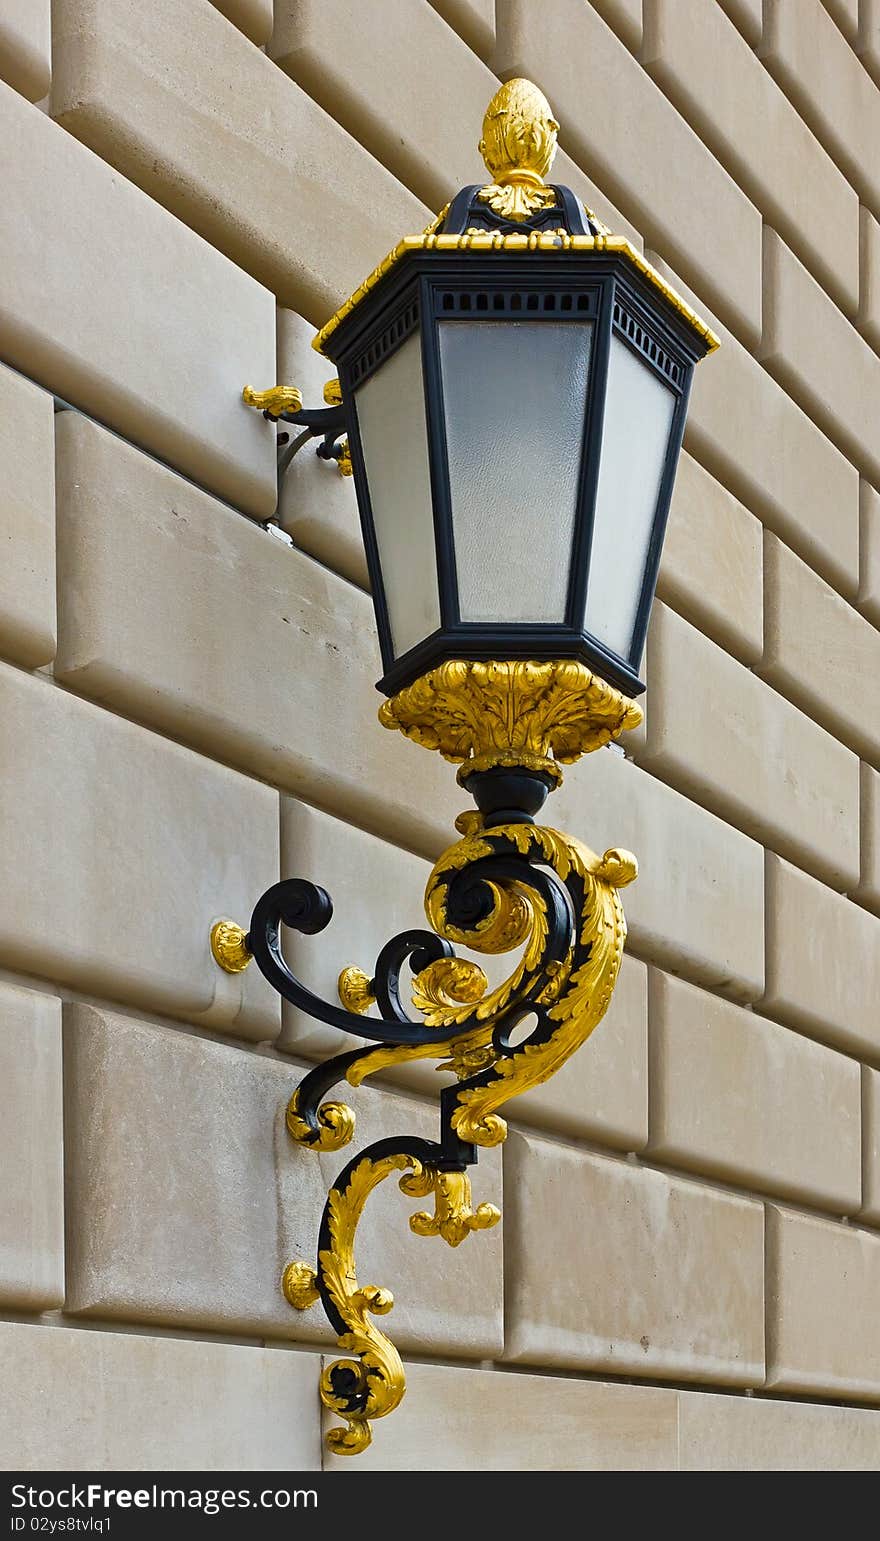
313 80 717 363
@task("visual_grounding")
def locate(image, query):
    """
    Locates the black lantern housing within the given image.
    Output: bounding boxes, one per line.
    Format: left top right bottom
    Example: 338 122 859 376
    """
315 97 716 702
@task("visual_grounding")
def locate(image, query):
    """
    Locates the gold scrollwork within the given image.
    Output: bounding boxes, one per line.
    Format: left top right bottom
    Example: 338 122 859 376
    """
282 803 637 1455
241 383 303 418
378 658 643 784
286 1087 356 1152
283 1150 498 1455
402 1167 501 1247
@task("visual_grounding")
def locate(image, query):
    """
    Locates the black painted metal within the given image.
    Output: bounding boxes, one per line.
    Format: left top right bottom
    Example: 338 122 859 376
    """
264 400 348 481
250 822 576 1160
323 239 708 699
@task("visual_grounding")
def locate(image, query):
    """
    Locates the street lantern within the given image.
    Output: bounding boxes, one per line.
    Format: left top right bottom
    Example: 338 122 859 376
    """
228 79 718 1459
314 80 715 703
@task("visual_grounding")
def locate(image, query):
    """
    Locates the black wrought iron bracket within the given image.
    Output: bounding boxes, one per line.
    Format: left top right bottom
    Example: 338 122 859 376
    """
210 750 636 1456
241 383 349 482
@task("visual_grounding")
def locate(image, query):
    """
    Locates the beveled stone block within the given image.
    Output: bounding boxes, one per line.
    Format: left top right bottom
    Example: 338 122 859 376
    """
763 853 880 1058
648 970 860 1211
648 250 859 598
326 1361 678 1471
0 362 54 668
658 451 763 664
761 229 880 486
761 532 880 761
643 0 858 313
53 410 459 861
0 982 63 1310
503 1130 764 1384
0 79 275 517
767 1205 880 1400
679 1390 880 1471
64 1006 503 1357
553 747 765 1002
0 1322 320 1471
0 0 49 100
642 602 859 889
51 0 427 325
0 662 279 1038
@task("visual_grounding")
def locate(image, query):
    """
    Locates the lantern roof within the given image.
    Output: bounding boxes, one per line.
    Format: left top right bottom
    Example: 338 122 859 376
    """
313 78 720 359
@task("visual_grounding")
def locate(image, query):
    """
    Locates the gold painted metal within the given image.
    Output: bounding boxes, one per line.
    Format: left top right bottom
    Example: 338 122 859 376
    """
476 78 560 222
272 78 683 1457
209 920 252 974
378 658 643 786
336 439 353 477
322 378 343 406
285 1149 502 1455
282 1260 320 1310
311 77 718 356
241 383 303 418
313 228 719 356
284 785 637 1453
338 966 376 1014
286 1087 355 1152
403 1167 501 1246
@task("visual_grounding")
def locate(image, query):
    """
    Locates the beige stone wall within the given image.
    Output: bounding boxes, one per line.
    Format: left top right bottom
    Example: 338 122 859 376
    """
1 0 879 1473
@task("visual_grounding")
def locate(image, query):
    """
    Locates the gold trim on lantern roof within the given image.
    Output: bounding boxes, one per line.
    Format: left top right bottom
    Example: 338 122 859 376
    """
312 228 720 357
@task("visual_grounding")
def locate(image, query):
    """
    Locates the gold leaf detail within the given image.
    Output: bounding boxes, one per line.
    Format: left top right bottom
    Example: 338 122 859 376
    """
286 1090 355 1152
477 180 558 222
403 1169 501 1248
241 383 303 418
338 966 376 1015
478 78 559 186
411 957 488 1028
378 659 643 782
282 1261 320 1310
209 920 251 974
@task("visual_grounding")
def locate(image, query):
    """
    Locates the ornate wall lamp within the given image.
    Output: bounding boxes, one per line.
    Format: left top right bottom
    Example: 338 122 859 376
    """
216 79 717 1457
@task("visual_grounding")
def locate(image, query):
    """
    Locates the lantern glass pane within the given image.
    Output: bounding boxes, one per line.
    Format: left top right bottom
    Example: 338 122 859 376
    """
584 334 676 660
439 320 593 623
354 331 440 660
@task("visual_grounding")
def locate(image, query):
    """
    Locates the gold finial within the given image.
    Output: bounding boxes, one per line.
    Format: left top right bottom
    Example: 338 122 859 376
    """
477 79 560 222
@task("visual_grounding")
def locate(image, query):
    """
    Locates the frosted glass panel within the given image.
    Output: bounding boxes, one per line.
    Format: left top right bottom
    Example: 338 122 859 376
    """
439 320 593 623
585 335 676 660
355 332 440 660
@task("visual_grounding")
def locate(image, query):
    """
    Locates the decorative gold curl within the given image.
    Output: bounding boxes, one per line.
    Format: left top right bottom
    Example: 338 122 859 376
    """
283 807 637 1456
286 1088 355 1152
378 659 643 785
241 383 303 418
402 1167 501 1247
285 1152 497 1455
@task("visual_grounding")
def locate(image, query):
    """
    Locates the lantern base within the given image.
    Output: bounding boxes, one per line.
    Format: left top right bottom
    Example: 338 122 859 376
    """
378 658 643 787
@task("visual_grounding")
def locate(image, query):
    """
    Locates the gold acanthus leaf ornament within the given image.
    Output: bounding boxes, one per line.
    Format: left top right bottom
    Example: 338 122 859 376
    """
241 383 303 418
477 78 560 222
378 659 643 785
284 1151 499 1455
282 807 638 1454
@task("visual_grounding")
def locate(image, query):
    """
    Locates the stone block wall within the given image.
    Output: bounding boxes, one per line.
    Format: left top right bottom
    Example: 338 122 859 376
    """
1 0 879 1471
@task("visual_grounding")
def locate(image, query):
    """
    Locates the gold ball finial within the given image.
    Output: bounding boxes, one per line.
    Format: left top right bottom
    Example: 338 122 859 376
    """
478 78 560 187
